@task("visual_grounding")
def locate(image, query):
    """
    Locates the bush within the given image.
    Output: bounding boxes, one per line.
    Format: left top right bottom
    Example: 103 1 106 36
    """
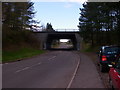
3 26 40 51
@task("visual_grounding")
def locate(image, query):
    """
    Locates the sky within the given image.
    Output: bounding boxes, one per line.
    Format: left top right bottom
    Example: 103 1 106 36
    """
31 1 86 30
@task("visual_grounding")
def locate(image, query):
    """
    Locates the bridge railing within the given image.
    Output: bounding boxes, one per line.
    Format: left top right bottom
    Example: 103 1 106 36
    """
55 29 79 32
33 29 80 33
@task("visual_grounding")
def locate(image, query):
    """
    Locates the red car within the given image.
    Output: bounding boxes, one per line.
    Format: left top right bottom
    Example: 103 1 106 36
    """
109 55 120 89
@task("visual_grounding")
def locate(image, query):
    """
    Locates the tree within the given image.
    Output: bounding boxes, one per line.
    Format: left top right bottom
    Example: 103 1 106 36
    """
46 23 55 32
78 2 120 46
2 2 36 31
2 2 39 49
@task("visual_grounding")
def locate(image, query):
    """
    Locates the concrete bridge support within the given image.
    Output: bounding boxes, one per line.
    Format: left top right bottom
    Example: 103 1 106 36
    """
34 33 48 50
75 33 81 51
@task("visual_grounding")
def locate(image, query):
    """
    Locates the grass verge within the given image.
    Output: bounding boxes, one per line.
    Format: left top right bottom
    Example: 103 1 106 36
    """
81 41 100 53
2 48 45 63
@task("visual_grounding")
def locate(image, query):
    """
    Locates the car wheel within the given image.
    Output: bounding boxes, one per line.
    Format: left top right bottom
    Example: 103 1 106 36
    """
109 77 114 90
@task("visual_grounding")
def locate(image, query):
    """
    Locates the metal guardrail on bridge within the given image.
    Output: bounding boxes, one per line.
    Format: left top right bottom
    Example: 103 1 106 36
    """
55 29 79 32
33 29 80 33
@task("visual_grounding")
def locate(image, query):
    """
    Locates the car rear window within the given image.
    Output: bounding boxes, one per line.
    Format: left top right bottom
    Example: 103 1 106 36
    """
104 47 120 54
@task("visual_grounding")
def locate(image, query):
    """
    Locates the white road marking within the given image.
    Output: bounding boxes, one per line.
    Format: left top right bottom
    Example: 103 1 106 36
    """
15 69 24 73
15 67 30 73
30 62 41 67
22 67 30 70
48 56 56 60
4 63 9 65
38 62 41 65
67 55 81 89
15 55 57 73
15 62 41 73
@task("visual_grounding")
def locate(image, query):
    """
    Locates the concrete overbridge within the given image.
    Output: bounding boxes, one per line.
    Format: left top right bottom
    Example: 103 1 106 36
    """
33 29 82 50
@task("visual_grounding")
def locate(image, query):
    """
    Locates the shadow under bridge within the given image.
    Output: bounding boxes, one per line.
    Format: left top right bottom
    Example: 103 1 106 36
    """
46 33 80 50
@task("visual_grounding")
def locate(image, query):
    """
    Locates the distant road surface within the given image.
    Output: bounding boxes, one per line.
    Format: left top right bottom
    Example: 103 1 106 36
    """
2 51 105 88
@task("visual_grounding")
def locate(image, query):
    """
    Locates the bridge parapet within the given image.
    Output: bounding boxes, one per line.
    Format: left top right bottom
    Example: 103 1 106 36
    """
33 29 80 33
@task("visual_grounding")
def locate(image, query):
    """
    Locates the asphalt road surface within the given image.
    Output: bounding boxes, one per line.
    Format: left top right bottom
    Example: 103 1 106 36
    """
58 43 73 49
2 51 105 88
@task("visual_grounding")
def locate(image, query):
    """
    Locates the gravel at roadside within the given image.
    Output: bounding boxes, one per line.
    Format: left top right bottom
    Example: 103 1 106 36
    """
83 52 110 88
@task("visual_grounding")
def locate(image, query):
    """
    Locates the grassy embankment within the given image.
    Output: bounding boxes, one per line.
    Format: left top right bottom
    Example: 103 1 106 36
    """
80 41 102 65
3 48 45 63
2 28 45 63
81 41 100 53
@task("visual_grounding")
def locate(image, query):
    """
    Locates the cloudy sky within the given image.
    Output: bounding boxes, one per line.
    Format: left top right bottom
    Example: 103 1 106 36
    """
32 0 86 30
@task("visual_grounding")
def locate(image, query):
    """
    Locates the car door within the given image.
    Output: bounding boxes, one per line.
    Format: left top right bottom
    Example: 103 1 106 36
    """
117 73 120 89
110 56 120 89
110 68 119 88
112 69 120 89
114 57 120 89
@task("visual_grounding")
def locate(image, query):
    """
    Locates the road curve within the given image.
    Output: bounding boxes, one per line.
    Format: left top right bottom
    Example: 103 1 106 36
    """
2 51 105 88
2 51 80 88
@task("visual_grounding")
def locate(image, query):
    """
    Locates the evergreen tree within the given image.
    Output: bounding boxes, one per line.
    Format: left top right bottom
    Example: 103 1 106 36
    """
2 2 36 31
46 23 55 32
78 2 120 46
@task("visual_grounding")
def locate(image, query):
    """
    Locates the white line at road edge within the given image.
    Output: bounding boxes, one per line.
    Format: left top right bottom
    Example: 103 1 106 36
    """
66 54 81 89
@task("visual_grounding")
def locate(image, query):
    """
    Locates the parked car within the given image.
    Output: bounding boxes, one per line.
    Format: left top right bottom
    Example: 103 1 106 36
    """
109 55 120 89
98 46 120 72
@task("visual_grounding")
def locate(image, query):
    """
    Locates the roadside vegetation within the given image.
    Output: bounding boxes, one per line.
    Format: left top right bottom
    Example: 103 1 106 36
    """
2 27 45 63
3 48 44 63
81 41 99 53
78 2 120 49
2 2 45 63
78 3 120 88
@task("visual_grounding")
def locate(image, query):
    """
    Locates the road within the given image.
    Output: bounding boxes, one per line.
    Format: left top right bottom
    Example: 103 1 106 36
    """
58 43 73 49
2 50 105 88
52 42 73 50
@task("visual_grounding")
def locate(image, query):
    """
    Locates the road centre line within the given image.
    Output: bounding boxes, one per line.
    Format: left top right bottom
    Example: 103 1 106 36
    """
15 67 30 73
15 62 41 73
15 55 57 73
48 56 56 60
30 62 41 67
22 67 30 70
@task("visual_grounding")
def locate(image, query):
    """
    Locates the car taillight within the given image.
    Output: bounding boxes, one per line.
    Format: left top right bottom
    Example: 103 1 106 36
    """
102 55 107 61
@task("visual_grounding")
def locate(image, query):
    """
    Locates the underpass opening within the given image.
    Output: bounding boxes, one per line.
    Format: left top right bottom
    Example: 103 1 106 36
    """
51 39 74 50
46 33 77 50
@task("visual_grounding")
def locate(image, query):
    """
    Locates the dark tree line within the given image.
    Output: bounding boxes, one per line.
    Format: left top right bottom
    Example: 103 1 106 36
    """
78 2 120 47
2 2 41 49
2 2 36 31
